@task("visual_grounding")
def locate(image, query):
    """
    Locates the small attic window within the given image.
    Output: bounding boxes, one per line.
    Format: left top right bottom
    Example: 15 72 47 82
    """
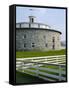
32 18 34 23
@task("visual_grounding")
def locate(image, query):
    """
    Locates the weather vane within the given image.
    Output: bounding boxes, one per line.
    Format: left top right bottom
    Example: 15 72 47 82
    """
29 9 35 16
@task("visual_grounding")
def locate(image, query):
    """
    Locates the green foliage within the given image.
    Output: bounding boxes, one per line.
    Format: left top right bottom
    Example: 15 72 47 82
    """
16 49 66 58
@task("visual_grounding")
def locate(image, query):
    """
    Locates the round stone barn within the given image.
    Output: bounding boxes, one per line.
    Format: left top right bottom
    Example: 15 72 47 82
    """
16 16 61 51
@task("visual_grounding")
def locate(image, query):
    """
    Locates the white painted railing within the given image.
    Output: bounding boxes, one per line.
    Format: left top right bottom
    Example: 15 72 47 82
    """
16 55 66 81
16 55 66 65
16 23 50 29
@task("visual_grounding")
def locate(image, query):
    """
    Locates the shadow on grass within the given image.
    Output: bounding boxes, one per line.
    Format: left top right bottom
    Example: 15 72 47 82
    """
16 71 47 84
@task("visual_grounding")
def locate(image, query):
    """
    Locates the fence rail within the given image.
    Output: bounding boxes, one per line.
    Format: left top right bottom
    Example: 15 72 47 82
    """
16 55 66 81
16 55 66 65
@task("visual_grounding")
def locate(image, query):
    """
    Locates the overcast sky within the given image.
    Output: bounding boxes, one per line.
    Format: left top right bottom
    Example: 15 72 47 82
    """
16 6 66 41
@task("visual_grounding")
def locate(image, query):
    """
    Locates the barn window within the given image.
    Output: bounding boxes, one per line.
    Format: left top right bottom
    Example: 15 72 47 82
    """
52 37 55 42
52 44 55 49
22 34 26 39
45 43 48 47
32 43 35 47
24 43 26 47
24 34 26 38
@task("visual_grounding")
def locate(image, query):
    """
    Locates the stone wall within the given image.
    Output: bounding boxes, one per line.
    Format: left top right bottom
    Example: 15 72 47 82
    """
16 29 61 51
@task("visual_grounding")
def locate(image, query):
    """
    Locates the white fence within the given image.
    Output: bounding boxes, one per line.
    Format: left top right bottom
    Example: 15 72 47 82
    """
16 55 66 81
16 55 66 65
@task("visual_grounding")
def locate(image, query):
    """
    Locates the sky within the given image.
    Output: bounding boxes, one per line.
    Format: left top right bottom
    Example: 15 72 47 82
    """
16 6 66 41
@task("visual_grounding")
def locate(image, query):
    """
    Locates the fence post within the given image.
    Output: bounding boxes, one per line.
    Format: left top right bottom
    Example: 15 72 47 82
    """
56 56 58 64
22 62 24 72
59 65 62 81
32 59 33 62
18 61 22 72
46 57 47 63
35 62 39 77
21 61 23 72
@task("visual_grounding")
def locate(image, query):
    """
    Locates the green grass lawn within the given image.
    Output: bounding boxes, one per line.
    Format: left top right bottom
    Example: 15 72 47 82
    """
16 49 66 58
16 49 66 82
23 63 66 80
16 64 66 82
16 71 47 84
